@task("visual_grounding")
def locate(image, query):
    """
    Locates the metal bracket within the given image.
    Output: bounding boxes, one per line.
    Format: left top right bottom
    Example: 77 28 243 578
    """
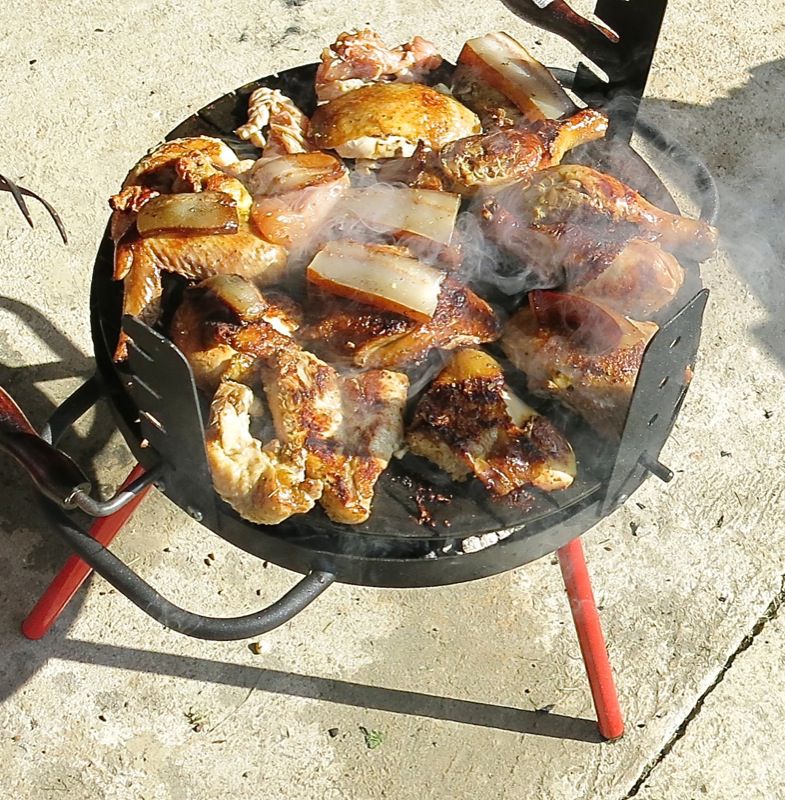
602 288 709 515
121 316 218 530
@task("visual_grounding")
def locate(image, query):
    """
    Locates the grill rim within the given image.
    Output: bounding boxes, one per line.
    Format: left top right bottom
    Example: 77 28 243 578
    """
85 62 715 587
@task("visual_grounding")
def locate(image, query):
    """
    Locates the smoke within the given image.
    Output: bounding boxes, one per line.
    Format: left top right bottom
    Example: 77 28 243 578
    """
581 61 785 373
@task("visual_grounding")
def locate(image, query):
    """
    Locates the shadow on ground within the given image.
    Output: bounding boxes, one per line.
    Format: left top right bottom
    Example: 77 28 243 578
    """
640 58 785 366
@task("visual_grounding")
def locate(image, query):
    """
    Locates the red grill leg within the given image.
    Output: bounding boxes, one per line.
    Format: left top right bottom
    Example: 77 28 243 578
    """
557 536 624 740
21 464 151 640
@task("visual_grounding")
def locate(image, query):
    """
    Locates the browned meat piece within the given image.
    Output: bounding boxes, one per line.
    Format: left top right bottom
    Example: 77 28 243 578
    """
307 369 409 524
309 82 480 160
378 109 608 197
530 109 609 165
199 308 409 525
451 63 524 129
502 292 658 439
247 152 350 251
206 380 322 525
315 29 443 102
300 278 501 369
114 226 287 361
407 348 575 495
170 276 301 393
491 164 718 262
481 205 684 316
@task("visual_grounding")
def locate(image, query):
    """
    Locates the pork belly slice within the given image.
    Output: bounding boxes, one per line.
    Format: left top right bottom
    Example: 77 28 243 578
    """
502 292 658 439
407 348 575 495
455 32 575 123
300 277 501 369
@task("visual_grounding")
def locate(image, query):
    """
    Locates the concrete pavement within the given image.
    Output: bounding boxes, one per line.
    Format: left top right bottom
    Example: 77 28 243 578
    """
0 1 783 797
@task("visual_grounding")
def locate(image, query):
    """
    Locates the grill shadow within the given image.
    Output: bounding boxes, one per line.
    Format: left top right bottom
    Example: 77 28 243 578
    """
53 638 604 743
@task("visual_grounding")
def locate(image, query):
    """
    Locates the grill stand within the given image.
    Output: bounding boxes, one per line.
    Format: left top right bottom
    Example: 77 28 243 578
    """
22 471 624 740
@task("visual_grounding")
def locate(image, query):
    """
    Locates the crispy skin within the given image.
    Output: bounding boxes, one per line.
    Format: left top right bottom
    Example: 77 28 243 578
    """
300 279 501 368
213 320 409 525
170 280 300 393
309 83 481 158
114 226 287 361
495 164 718 261
502 305 658 439
407 348 575 494
481 204 684 315
206 380 322 525
451 63 524 129
378 109 608 197
308 370 409 524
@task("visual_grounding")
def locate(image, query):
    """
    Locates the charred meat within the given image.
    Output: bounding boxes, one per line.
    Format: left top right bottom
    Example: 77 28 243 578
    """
407 348 576 495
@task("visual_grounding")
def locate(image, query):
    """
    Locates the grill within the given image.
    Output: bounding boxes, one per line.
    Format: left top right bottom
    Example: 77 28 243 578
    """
1 0 718 740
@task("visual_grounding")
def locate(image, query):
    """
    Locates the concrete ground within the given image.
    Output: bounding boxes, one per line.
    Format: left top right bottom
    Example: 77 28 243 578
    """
0 0 783 797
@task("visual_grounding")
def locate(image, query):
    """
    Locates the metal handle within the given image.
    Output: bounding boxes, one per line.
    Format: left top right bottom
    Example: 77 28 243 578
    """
37 495 335 640
0 377 157 515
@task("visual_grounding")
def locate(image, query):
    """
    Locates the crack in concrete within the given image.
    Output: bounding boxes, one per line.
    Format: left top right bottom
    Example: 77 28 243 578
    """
623 574 785 798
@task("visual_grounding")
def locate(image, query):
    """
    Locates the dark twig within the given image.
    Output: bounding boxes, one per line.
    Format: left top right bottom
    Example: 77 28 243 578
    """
0 173 68 244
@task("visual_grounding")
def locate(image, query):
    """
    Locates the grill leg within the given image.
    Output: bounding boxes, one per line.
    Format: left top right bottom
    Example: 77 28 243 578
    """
557 536 624 741
22 464 151 640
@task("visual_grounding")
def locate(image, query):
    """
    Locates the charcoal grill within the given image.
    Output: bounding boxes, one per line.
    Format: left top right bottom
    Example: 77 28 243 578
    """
0 0 718 740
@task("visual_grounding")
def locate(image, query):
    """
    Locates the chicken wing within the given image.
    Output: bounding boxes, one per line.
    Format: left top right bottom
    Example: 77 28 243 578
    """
190 298 409 525
407 348 575 495
502 292 658 439
114 225 287 360
306 369 409 524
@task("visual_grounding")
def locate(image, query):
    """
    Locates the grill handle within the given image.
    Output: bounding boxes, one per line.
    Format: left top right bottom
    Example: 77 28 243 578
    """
0 378 157 515
36 495 334 640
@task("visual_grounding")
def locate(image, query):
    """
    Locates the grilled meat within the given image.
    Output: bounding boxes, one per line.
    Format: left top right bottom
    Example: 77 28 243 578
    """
378 109 608 197
309 82 481 160
481 204 684 315
247 153 350 251
308 369 409 524
206 380 322 524
114 225 287 361
300 278 501 369
186 291 409 525
235 88 311 156
502 292 658 439
451 63 524 130
110 137 248 243
455 32 576 123
407 348 575 494
490 164 718 261
315 29 442 102
170 276 301 393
